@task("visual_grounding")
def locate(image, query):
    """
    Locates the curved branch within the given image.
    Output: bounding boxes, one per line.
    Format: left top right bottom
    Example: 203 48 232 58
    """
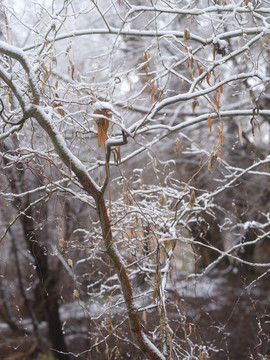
0 65 27 111
0 41 40 105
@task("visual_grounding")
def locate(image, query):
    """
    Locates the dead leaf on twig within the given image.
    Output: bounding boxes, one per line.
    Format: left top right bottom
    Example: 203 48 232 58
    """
94 109 112 147
189 190 195 210
208 152 217 173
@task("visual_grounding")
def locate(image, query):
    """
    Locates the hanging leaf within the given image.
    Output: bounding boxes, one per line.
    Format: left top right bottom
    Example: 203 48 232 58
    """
115 348 120 357
238 123 243 145
158 90 163 102
59 238 65 248
255 99 260 114
213 70 220 84
213 44 216 60
183 29 190 42
232 202 237 212
143 51 150 74
146 76 151 92
69 60 75 80
192 99 199 114
189 190 195 210
113 147 121 164
159 193 166 206
174 138 182 154
5 14 11 43
53 100 65 117
5 94 10 110
122 183 133 205
217 126 223 145
142 310 147 323
187 51 194 73
73 289 79 300
208 153 217 173
94 109 112 147
57 108 65 117
248 90 253 107
151 85 157 104
41 61 51 85
106 313 114 335
208 114 212 132
213 90 220 110
206 72 211 86
68 258 73 267
197 62 203 76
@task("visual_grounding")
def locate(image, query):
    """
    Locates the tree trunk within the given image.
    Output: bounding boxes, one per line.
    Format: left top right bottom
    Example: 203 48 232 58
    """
22 214 70 360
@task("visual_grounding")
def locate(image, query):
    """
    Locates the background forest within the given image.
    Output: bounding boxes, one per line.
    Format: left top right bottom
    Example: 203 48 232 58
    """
0 0 269 359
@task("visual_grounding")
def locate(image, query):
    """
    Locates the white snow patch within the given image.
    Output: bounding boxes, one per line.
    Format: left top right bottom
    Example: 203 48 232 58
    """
172 275 226 299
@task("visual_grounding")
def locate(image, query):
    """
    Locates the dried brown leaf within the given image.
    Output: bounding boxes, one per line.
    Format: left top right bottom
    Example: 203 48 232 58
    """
68 258 73 267
113 146 121 164
183 29 190 42
174 138 182 154
248 90 254 108
144 51 150 73
94 109 112 147
197 62 203 76
158 90 163 102
213 90 220 110
73 289 79 299
208 153 217 173
238 123 243 145
206 72 211 86
57 108 65 117
208 114 212 132
142 311 147 323
192 99 199 114
189 190 195 210
59 238 65 248
146 76 151 92
217 126 223 147
151 85 157 104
